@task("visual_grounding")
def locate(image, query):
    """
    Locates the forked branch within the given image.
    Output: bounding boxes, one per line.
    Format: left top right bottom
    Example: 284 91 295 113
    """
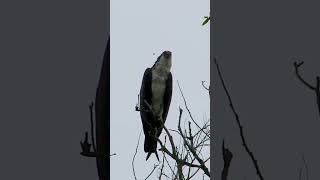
293 60 320 118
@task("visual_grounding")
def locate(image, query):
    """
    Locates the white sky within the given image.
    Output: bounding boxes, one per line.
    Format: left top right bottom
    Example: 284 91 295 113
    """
110 0 210 179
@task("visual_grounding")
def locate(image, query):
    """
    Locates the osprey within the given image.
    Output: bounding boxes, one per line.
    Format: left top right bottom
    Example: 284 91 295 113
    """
139 51 173 161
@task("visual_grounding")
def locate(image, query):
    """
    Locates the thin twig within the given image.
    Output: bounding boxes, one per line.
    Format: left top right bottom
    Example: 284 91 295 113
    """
177 80 210 138
161 124 184 180
159 137 167 180
178 107 210 177
145 164 160 180
163 149 176 176
157 114 209 176
202 81 210 91
214 58 264 180
293 60 320 118
189 158 210 179
132 130 142 180
293 61 315 90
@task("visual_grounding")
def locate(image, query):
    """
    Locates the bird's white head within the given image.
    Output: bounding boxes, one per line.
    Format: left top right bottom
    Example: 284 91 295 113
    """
153 51 172 74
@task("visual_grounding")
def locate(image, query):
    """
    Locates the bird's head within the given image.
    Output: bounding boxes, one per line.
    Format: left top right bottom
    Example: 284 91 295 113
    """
163 51 171 59
153 50 172 72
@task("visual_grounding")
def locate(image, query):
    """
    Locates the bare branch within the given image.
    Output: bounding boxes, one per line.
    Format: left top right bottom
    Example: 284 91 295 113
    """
202 80 210 91
293 60 320 118
132 130 142 180
145 164 160 180
293 61 316 90
177 80 210 138
161 123 184 180
214 57 264 180
159 140 166 180
163 149 176 176
178 107 210 177
156 109 210 178
189 158 210 179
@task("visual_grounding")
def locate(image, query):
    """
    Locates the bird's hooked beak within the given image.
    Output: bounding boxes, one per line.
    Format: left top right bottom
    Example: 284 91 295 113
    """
163 51 172 59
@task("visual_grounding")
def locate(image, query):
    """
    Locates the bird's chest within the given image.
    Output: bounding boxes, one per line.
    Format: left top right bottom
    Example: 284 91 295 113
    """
151 71 167 113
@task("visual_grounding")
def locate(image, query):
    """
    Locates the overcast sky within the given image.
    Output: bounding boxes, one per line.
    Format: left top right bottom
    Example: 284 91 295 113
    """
110 0 210 179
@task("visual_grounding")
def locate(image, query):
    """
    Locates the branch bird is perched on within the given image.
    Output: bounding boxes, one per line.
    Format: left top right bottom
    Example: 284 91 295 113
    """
139 51 173 161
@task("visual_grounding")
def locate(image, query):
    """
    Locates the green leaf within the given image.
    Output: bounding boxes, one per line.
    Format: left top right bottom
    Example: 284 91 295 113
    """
202 16 211 26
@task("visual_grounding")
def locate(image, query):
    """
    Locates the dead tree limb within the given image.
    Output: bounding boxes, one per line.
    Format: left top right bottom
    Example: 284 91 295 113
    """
177 108 210 177
214 57 264 180
156 108 210 179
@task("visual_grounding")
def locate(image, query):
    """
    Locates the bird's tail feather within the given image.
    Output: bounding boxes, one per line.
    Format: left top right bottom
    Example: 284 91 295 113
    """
144 134 157 152
144 135 159 161
146 151 159 161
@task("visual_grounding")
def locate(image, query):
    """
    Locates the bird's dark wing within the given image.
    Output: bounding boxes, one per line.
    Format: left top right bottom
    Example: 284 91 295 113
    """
139 68 155 153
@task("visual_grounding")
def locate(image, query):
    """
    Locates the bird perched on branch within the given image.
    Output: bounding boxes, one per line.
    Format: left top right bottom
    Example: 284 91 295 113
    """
139 51 173 161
